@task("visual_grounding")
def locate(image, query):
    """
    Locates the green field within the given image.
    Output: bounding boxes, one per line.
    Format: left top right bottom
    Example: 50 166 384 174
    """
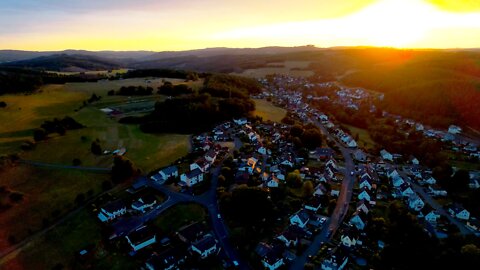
232 61 314 78
343 124 376 150
0 209 136 270
153 203 207 234
253 99 287 123
0 165 110 252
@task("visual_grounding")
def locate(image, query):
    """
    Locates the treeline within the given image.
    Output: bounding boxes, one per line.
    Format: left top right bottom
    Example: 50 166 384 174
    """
157 82 193 96
121 74 257 133
34 116 84 141
122 69 200 81
112 86 154 96
0 67 105 95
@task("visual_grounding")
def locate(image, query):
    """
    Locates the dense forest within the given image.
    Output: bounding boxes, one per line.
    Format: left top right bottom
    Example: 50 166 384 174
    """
122 74 261 133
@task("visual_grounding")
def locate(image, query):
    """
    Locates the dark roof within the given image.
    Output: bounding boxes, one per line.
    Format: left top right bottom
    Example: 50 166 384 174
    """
255 242 272 257
263 244 284 265
177 222 208 243
132 177 148 190
160 165 178 175
305 196 322 208
146 247 186 269
102 199 127 213
192 234 217 252
294 210 310 223
187 168 203 178
127 225 156 245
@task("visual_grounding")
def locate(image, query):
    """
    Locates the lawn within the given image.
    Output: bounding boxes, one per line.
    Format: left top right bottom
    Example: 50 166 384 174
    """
0 209 137 270
253 99 287 123
0 164 110 252
152 203 207 234
232 61 313 78
343 124 376 150
21 107 191 172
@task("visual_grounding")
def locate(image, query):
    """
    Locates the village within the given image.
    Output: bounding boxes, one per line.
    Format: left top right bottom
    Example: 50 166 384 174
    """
77 74 480 270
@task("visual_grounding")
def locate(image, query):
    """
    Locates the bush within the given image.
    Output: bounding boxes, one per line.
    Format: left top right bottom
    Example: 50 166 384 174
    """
33 128 47 141
72 158 82 166
20 140 36 151
9 192 24 203
91 141 102 155
0 101 6 108
74 193 85 205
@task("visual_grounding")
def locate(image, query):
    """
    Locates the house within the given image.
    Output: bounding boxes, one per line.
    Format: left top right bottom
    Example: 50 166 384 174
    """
400 184 415 197
309 148 334 161
314 184 328 196
340 229 359 248
266 178 279 188
358 189 371 202
448 205 470 220
408 194 425 211
326 158 337 170
151 166 179 183
466 219 480 232
353 149 367 162
425 210 441 224
350 211 367 230
177 222 209 243
290 210 310 228
448 125 462 134
321 249 349 270
180 169 204 187
387 169 400 179
262 247 284 270
257 146 268 155
97 200 127 222
356 200 370 214
234 118 247 125
331 189 340 197
319 114 329 121
346 139 357 148
391 175 405 187
380 149 393 162
204 150 217 163
190 158 210 173
304 196 323 212
126 225 156 252
191 234 218 259
131 194 157 213
276 225 304 247
410 157 420 165
359 178 372 190
145 248 187 270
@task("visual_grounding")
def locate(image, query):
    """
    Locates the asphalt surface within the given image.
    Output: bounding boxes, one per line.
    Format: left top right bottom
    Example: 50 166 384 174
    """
289 118 356 270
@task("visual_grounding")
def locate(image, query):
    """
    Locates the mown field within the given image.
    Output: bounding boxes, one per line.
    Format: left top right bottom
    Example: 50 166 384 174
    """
253 99 287 123
233 61 314 78
0 165 110 252
343 124 376 150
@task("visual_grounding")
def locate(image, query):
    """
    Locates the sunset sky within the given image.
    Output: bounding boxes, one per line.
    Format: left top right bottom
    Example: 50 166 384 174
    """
1 0 480 51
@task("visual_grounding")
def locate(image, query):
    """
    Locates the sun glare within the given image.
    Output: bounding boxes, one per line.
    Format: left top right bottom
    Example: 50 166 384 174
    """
211 0 480 48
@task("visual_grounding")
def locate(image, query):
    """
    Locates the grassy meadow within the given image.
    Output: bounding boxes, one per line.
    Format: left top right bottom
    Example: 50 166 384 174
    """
253 99 287 123
233 61 314 78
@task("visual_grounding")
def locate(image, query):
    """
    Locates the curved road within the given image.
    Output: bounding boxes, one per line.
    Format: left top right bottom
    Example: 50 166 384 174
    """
289 118 356 270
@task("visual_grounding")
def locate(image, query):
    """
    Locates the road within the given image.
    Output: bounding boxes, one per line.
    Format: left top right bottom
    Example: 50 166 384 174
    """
149 162 247 269
398 168 472 235
289 118 356 269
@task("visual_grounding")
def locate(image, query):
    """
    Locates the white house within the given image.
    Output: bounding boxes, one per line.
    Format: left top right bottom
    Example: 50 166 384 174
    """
359 179 372 190
304 196 323 212
380 149 393 161
262 251 284 270
387 169 400 179
321 251 348 270
408 194 425 211
267 178 279 188
191 234 218 259
350 211 367 230
97 200 127 222
151 166 178 183
401 185 415 197
204 150 217 164
425 211 441 224
290 210 310 228
131 194 157 213
411 157 420 165
449 206 470 220
257 146 267 155
126 226 157 252
180 169 204 187
234 118 247 125
392 176 405 187
448 125 462 134
190 158 210 173
358 190 371 202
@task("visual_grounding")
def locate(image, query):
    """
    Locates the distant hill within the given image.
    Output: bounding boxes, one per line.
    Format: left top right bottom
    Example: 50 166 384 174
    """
0 54 122 72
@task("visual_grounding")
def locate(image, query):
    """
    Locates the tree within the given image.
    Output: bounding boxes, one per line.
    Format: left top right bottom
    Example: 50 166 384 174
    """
302 129 323 150
302 180 314 197
111 156 135 184
286 170 302 188
74 193 85 205
33 128 47 141
72 158 82 166
0 101 6 108
290 124 304 137
91 141 102 155
451 169 470 193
